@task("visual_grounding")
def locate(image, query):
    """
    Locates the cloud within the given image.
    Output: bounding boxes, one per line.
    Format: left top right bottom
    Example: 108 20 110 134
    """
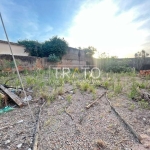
0 0 53 42
65 0 150 58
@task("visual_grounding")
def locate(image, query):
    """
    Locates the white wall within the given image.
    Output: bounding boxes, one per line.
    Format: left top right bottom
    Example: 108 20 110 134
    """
0 42 28 56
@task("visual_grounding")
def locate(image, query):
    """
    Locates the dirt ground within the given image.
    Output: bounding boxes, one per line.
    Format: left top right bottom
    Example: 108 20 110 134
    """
0 72 150 150
1 86 149 150
0 103 39 150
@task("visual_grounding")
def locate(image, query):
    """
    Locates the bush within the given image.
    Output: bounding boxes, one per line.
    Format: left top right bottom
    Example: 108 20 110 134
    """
105 65 132 73
48 54 60 62
18 40 42 57
42 36 68 59
99 58 132 73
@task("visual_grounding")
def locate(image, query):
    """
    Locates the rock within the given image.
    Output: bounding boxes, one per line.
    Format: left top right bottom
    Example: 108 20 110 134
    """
69 91 74 94
5 140 10 144
132 144 147 150
27 88 33 93
58 95 64 100
17 143 22 148
28 148 32 150
139 134 150 148
140 134 149 140
23 95 32 101
95 139 106 148
147 129 150 134
143 118 146 121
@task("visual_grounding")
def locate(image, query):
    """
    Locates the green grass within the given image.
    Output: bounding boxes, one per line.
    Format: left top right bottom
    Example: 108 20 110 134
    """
66 94 72 103
138 99 150 109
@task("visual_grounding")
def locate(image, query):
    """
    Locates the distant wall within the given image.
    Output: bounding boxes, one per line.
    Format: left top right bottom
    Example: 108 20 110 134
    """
0 48 87 71
0 40 28 56
0 46 89 71
63 47 85 61
3 53 150 72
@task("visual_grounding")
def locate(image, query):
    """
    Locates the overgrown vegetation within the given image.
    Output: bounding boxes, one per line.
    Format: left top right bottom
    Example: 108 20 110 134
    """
135 50 149 70
97 55 132 73
48 54 60 62
83 46 97 56
0 66 150 110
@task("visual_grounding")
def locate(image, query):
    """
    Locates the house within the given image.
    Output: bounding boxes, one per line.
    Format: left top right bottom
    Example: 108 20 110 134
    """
0 40 28 56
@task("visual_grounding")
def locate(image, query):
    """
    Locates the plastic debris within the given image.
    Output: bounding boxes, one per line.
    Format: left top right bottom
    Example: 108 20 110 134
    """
0 106 14 115
23 95 32 101
17 120 24 124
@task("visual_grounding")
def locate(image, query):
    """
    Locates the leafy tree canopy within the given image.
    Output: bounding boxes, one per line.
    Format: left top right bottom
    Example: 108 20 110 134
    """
135 50 149 58
18 40 42 57
18 36 68 59
83 46 97 56
42 36 68 59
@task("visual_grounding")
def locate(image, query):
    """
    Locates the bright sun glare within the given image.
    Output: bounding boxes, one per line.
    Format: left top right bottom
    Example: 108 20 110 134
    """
66 0 148 58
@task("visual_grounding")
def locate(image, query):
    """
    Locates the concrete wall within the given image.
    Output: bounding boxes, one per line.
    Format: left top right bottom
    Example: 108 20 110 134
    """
63 47 85 61
0 40 28 56
4 54 149 72
0 41 90 70
0 53 87 72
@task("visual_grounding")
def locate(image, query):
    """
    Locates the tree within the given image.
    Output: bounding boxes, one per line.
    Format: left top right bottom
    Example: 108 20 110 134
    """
135 50 149 58
42 36 68 59
18 36 68 58
18 40 42 57
135 50 149 70
83 46 97 56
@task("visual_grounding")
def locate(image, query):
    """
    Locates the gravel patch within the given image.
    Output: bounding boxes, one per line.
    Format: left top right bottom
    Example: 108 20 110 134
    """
0 103 40 150
38 88 138 150
110 95 150 136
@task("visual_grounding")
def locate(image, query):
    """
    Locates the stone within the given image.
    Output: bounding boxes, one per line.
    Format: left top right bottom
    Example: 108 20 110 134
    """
95 139 106 148
139 134 150 149
132 144 147 150
147 129 150 134
17 143 22 148
58 95 64 100
5 140 10 144
143 118 146 121
69 91 74 94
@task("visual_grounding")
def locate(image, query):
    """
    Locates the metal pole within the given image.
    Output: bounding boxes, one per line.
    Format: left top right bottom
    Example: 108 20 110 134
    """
0 12 35 121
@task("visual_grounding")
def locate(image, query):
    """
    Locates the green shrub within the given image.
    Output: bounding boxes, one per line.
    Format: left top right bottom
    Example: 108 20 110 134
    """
98 57 132 73
48 54 60 62
128 82 139 98
138 99 149 109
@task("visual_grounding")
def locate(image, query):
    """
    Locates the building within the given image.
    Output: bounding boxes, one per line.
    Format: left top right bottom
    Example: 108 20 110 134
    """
0 40 28 56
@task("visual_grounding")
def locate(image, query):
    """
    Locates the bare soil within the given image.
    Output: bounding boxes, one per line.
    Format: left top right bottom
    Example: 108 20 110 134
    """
0 83 150 150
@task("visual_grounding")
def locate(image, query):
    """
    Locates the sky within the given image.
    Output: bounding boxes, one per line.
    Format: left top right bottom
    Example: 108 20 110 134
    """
0 0 150 58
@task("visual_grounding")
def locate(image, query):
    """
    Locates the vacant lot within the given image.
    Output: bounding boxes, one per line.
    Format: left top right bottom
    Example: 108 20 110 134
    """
0 70 150 149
